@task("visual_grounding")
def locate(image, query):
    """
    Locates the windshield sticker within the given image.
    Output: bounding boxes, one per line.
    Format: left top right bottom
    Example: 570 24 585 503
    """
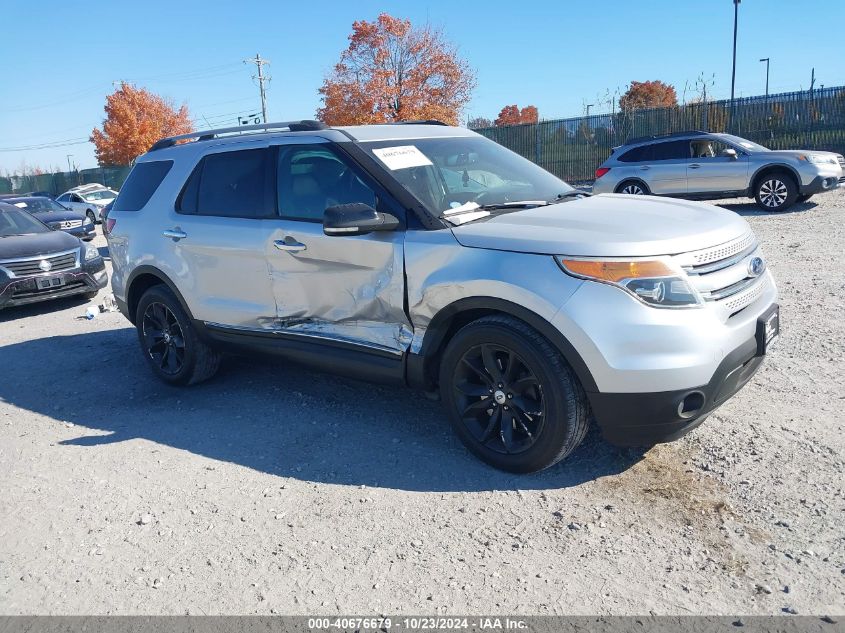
442 210 490 226
12 202 27 208
372 145 433 170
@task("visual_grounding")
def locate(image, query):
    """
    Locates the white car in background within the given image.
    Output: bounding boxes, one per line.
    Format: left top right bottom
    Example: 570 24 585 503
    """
56 183 118 224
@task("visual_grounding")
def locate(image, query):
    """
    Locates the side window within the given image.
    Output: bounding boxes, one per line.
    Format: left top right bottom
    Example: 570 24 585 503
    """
691 139 733 159
178 148 273 218
619 145 652 163
112 160 173 212
277 145 377 222
57 194 69 202
652 140 691 161
71 194 84 203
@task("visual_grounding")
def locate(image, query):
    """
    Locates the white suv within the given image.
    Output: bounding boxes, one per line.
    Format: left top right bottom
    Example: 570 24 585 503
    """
107 121 779 472
56 183 118 224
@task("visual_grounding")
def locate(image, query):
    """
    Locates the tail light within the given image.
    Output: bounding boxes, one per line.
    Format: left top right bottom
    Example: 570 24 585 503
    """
595 167 611 179
105 218 116 234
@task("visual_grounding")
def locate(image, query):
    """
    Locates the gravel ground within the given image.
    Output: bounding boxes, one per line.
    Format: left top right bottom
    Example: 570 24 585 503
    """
0 190 843 616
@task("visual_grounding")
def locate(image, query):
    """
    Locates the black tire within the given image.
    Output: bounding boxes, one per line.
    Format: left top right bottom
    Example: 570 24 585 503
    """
86 209 97 224
83 290 99 300
439 315 589 473
615 180 650 195
754 171 798 211
135 285 221 386
796 194 813 203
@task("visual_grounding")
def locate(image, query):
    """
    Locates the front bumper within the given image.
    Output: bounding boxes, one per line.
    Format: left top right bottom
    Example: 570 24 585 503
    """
0 258 107 309
800 173 842 195
588 304 777 446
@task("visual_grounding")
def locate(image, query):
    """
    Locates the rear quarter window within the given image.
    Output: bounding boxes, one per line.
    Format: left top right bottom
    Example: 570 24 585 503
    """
112 160 173 212
618 145 652 162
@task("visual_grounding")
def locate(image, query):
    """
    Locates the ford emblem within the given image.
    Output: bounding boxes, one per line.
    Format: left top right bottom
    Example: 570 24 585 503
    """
38 259 53 272
747 256 766 277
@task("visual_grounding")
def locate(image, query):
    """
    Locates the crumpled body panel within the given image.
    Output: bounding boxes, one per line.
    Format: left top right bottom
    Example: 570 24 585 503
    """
265 220 412 354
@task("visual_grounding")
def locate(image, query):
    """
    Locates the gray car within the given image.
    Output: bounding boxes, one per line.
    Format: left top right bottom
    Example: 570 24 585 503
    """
592 130 844 211
107 121 779 473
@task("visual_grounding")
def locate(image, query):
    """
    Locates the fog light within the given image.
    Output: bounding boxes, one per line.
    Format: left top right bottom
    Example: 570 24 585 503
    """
678 391 706 418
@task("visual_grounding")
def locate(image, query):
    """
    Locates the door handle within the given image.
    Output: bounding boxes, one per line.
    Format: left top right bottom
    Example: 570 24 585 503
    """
639 165 650 170
689 164 701 169
163 229 187 241
274 238 307 253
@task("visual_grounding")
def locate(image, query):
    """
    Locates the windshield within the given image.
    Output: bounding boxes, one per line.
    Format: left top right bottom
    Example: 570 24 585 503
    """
82 190 116 201
721 134 770 153
0 206 50 236
10 198 69 213
364 136 574 217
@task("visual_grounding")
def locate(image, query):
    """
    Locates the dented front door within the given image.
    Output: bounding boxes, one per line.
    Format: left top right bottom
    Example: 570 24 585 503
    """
264 141 411 355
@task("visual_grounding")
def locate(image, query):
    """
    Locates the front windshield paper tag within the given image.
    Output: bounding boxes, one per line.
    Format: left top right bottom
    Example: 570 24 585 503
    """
372 146 433 170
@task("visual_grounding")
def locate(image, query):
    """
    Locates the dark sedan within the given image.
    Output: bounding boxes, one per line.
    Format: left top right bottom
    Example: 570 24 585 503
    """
4 196 96 241
0 202 107 309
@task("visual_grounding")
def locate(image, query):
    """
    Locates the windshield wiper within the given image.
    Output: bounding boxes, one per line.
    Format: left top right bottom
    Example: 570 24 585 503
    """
550 190 591 202
476 200 549 211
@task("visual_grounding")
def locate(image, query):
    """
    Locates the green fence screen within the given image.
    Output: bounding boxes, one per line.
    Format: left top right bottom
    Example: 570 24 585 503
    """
475 85 845 183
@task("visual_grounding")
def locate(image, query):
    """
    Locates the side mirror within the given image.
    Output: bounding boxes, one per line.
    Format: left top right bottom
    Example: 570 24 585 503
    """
323 203 399 236
721 148 738 160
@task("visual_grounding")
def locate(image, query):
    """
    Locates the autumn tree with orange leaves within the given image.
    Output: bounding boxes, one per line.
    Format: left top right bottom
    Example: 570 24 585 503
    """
90 83 192 165
618 80 678 111
494 104 539 126
317 14 475 126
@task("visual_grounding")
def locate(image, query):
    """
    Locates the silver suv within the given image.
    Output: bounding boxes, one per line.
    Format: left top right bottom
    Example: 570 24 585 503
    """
592 130 844 211
107 121 779 473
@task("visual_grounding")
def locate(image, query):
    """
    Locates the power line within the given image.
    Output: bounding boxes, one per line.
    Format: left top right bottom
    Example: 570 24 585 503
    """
243 53 270 123
0 138 91 152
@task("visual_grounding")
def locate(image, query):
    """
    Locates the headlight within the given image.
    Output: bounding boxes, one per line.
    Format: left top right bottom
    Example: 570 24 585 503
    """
556 257 702 308
798 154 836 165
84 244 99 261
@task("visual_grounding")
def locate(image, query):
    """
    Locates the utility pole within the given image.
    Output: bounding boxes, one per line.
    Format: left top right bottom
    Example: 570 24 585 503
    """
244 53 270 123
66 154 74 173
730 0 740 131
759 57 770 98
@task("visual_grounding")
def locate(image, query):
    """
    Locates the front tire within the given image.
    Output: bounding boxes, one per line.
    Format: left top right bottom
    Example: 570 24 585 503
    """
86 209 97 224
135 285 221 386
615 180 649 195
755 172 797 211
439 315 589 473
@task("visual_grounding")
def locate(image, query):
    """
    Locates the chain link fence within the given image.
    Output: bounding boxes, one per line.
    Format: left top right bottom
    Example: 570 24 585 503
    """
475 86 845 184
0 166 131 196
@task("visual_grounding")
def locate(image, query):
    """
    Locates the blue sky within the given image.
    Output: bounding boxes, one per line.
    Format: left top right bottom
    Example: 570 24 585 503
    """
1 0 842 172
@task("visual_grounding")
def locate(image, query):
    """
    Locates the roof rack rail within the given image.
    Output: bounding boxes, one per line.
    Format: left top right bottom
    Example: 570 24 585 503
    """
625 130 710 145
386 120 448 126
148 120 329 151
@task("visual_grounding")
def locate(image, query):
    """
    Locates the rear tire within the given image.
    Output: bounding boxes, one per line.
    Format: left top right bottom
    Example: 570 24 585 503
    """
754 171 797 211
135 285 221 386
615 180 650 195
439 315 589 473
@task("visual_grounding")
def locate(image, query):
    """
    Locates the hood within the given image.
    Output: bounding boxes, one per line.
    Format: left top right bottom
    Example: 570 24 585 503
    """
0 229 81 260
764 149 843 160
29 210 87 224
450 194 751 257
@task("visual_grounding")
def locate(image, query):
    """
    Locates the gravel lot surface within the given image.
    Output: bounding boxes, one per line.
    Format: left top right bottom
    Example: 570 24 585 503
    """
1 191 843 615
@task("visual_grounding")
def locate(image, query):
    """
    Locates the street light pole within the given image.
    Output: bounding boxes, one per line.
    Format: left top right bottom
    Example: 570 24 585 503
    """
730 0 740 131
585 104 594 116
759 57 770 98
66 154 74 173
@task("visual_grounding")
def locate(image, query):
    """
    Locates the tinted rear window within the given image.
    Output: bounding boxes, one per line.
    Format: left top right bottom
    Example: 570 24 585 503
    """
112 160 173 212
652 140 691 160
619 145 652 162
178 148 272 218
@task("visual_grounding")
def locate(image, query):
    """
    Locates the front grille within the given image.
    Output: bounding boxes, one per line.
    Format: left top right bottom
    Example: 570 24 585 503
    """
677 233 769 318
681 232 756 268
0 249 79 277
50 220 83 230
